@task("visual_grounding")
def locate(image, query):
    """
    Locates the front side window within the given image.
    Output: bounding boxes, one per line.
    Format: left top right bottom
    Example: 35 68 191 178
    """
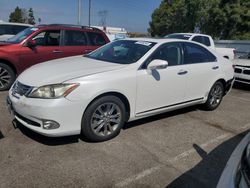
86 40 156 64
144 42 182 68
87 32 106 46
183 43 216 64
64 30 87 46
32 30 60 46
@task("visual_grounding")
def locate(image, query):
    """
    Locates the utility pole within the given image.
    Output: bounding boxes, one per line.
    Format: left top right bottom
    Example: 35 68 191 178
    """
78 0 81 25
88 0 91 27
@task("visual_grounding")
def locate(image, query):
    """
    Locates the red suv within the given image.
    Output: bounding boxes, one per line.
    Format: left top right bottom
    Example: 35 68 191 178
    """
0 24 110 91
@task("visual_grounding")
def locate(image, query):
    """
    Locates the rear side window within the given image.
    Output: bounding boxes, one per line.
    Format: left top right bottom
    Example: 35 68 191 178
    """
87 32 106 46
192 36 211 47
183 43 216 64
64 30 87 46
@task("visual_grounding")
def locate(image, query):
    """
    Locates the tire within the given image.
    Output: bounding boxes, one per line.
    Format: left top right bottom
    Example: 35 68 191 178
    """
81 96 126 142
203 81 224 111
0 63 16 91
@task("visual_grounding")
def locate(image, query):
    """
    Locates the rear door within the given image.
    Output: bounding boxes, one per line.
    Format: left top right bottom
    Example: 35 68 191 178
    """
182 42 219 101
59 29 91 57
19 29 62 71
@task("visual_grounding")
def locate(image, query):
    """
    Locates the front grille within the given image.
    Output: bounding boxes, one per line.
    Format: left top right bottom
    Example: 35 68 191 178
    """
15 112 41 127
12 81 33 96
243 69 250 75
235 68 242 73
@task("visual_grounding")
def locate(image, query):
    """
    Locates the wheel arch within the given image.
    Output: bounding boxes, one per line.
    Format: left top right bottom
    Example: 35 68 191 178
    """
84 91 131 122
215 78 227 95
0 59 17 75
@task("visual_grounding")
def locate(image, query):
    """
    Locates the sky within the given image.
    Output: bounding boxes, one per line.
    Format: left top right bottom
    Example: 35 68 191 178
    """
0 0 161 32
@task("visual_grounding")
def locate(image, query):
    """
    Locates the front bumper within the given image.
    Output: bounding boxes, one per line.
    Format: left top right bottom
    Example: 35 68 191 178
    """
234 66 250 84
7 92 86 137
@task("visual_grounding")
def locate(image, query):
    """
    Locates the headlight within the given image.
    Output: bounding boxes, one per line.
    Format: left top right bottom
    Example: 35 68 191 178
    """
28 83 79 99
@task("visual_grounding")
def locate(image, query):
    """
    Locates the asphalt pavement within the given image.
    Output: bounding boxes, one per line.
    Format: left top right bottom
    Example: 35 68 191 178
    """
0 83 250 188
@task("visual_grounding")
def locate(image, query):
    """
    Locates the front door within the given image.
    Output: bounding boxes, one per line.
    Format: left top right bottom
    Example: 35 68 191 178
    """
136 42 187 115
19 29 62 72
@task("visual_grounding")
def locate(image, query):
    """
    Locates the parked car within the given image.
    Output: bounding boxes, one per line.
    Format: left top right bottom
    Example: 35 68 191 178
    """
0 20 32 41
7 39 234 142
233 59 250 84
165 33 235 60
0 24 110 91
217 132 250 188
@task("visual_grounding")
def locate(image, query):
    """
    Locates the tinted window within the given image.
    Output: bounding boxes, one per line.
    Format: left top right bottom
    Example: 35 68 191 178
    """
203 37 211 46
32 30 60 46
64 30 87 46
145 43 182 67
192 36 211 47
183 43 216 64
86 40 156 64
0 25 29 35
165 34 191 40
87 32 106 46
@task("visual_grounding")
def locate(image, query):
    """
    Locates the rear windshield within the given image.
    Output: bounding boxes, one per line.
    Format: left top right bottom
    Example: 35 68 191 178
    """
165 34 191 40
0 24 29 35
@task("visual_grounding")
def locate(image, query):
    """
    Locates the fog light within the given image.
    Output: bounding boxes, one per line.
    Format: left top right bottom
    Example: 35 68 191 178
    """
42 120 60 130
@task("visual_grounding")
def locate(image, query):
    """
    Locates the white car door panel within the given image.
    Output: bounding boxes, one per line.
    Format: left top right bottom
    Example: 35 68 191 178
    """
136 42 187 115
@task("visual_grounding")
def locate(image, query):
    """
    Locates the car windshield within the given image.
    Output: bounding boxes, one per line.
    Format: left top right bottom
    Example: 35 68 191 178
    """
85 40 156 64
165 34 191 40
6 27 38 44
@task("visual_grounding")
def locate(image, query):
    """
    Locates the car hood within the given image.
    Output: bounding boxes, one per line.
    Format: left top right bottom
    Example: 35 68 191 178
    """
17 55 127 86
233 59 250 67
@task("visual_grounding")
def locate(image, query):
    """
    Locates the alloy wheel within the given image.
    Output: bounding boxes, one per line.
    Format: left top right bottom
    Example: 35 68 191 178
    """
91 103 121 137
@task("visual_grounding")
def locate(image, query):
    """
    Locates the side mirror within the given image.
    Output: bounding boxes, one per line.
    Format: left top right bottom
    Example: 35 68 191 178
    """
147 59 168 70
27 39 37 47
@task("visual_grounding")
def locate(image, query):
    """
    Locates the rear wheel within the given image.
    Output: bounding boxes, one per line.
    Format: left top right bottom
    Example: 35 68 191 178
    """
203 81 224 111
0 63 15 91
81 96 126 142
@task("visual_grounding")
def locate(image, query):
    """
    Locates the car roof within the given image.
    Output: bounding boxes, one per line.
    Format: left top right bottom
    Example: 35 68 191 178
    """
36 24 104 32
0 21 32 27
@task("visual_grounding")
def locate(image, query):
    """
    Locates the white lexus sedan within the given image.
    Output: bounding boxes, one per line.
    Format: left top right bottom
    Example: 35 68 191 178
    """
7 39 234 141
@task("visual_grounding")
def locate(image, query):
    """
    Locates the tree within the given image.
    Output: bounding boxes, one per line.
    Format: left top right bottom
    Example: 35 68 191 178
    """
27 8 36 25
149 0 188 37
9 6 26 23
149 0 250 39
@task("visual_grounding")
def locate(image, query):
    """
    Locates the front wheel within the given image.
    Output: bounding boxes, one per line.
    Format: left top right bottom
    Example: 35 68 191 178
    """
81 96 126 142
203 81 224 111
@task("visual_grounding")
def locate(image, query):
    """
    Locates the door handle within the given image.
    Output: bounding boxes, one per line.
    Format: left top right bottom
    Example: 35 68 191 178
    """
178 70 188 75
212 66 219 70
52 50 63 53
